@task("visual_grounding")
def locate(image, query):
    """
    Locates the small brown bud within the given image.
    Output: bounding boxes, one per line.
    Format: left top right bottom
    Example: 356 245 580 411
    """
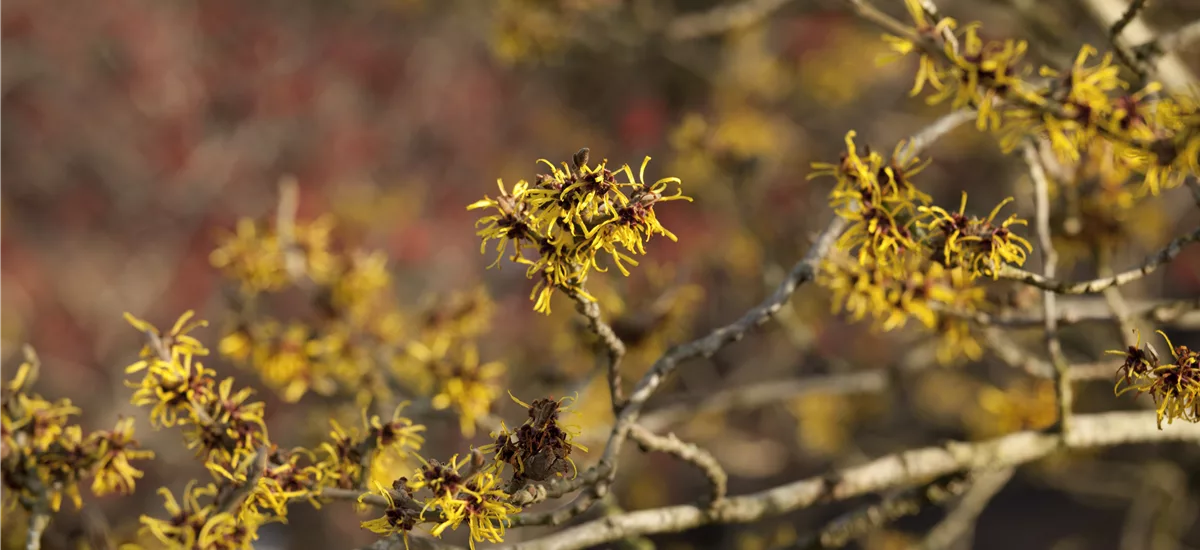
573 148 590 170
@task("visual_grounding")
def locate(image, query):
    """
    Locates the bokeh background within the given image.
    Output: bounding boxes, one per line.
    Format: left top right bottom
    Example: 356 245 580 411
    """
4 0 1200 549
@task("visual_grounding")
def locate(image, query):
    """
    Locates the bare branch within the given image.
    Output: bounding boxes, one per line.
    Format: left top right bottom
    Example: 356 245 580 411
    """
1131 19 1200 63
1105 0 1152 79
597 214 848 474
982 326 1119 382
914 468 1015 550
1023 142 1071 432
509 462 613 512
897 110 978 159
942 297 1200 328
214 446 270 514
637 371 890 433
510 490 603 528
322 487 388 507
1110 0 1149 38
25 504 49 550
996 226 1200 294
628 425 728 506
666 0 795 41
571 290 628 412
1097 247 1143 349
275 175 308 284
500 412 1200 550
981 326 1055 378
1069 362 1121 382
794 472 974 549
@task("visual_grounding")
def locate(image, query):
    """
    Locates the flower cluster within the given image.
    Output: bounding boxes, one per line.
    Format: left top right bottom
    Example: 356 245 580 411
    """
356 391 589 549
482 393 588 483
124 311 269 468
881 0 1200 196
211 190 506 436
123 309 591 549
1109 330 1200 429
209 215 339 296
811 131 1027 364
211 214 403 403
361 456 519 550
123 311 427 548
1 348 154 514
469 148 690 314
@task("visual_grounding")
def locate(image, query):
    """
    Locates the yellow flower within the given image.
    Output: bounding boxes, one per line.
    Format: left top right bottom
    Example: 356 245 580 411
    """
88 417 154 497
429 345 505 437
933 317 985 366
360 481 419 546
140 481 212 548
197 510 262 550
206 452 303 523
316 418 365 488
468 179 538 269
1110 330 1200 428
368 403 427 455
918 194 1032 279
878 0 957 97
332 250 392 321
209 218 289 295
123 310 210 366
460 472 519 549
126 348 216 428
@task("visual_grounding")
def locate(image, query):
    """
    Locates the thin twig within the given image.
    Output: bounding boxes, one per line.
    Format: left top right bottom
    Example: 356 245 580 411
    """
509 462 613 509
1110 0 1149 38
794 473 974 549
628 425 728 506
511 490 604 528
275 176 308 283
981 326 1118 381
1131 19 1200 62
636 371 890 433
1024 142 1072 433
322 487 389 507
996 226 1200 294
897 110 979 160
1069 362 1121 382
597 214 848 479
1097 245 1142 349
665 0 796 40
980 326 1056 378
25 502 49 550
571 290 628 412
1106 0 1151 79
940 297 1200 328
914 468 1015 550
